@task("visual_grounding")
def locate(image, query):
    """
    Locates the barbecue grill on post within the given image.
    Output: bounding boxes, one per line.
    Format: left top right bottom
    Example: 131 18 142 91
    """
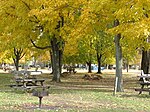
32 86 49 108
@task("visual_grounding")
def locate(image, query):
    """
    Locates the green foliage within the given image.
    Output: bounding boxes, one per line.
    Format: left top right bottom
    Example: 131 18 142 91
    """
94 31 115 64
77 35 96 63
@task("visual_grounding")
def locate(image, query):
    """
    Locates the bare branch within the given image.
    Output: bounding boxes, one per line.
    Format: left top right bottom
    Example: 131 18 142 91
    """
21 0 31 10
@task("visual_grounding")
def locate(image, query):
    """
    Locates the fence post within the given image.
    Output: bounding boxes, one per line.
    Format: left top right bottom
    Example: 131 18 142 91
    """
113 77 118 96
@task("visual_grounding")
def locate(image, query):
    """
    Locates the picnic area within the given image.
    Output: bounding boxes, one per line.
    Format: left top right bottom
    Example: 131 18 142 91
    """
0 69 150 112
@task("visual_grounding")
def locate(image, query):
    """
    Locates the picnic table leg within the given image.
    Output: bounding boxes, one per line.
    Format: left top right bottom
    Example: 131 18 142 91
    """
23 81 26 88
139 84 144 94
16 82 19 87
40 81 44 86
34 80 44 86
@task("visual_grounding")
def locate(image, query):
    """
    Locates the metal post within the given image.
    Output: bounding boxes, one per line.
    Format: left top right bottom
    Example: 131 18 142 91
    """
39 97 43 108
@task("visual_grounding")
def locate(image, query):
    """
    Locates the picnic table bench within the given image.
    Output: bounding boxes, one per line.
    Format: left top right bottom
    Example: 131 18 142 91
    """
16 78 45 87
135 70 150 94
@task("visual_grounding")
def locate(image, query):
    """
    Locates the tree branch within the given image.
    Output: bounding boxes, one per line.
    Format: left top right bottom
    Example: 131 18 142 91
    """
21 0 31 10
21 0 40 23
20 52 26 60
30 38 51 49
13 47 18 57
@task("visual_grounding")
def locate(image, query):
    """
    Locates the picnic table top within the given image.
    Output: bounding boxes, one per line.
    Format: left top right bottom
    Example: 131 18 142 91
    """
13 70 42 75
29 71 42 75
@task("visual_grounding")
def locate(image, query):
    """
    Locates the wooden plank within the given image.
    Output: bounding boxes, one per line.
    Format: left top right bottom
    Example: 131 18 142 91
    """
12 85 40 90
140 82 150 85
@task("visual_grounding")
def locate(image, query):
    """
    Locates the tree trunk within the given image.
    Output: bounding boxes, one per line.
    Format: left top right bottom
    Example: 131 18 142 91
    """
149 51 150 73
141 50 150 74
87 61 92 73
141 35 150 74
126 60 129 73
125 59 129 72
13 57 19 71
51 37 63 82
97 53 102 74
13 48 25 71
114 20 123 92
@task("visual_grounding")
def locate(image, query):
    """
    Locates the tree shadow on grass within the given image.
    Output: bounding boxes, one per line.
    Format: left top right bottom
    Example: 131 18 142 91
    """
50 85 114 94
120 93 150 98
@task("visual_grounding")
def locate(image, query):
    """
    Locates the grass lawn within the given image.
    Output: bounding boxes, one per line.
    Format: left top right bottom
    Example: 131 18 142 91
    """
0 70 150 112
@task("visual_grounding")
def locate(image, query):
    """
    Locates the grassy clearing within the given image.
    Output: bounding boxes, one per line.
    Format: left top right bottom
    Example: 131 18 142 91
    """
0 71 150 112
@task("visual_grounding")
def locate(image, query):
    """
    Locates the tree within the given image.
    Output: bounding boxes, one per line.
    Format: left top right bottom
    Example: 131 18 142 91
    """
0 0 35 70
0 33 28 71
94 31 114 74
108 0 150 91
73 0 115 73
28 0 87 82
78 35 96 73
114 20 123 92
121 34 142 72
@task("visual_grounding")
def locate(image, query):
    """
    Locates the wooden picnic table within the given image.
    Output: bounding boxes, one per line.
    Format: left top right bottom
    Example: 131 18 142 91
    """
135 72 150 94
66 66 77 74
13 70 45 90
